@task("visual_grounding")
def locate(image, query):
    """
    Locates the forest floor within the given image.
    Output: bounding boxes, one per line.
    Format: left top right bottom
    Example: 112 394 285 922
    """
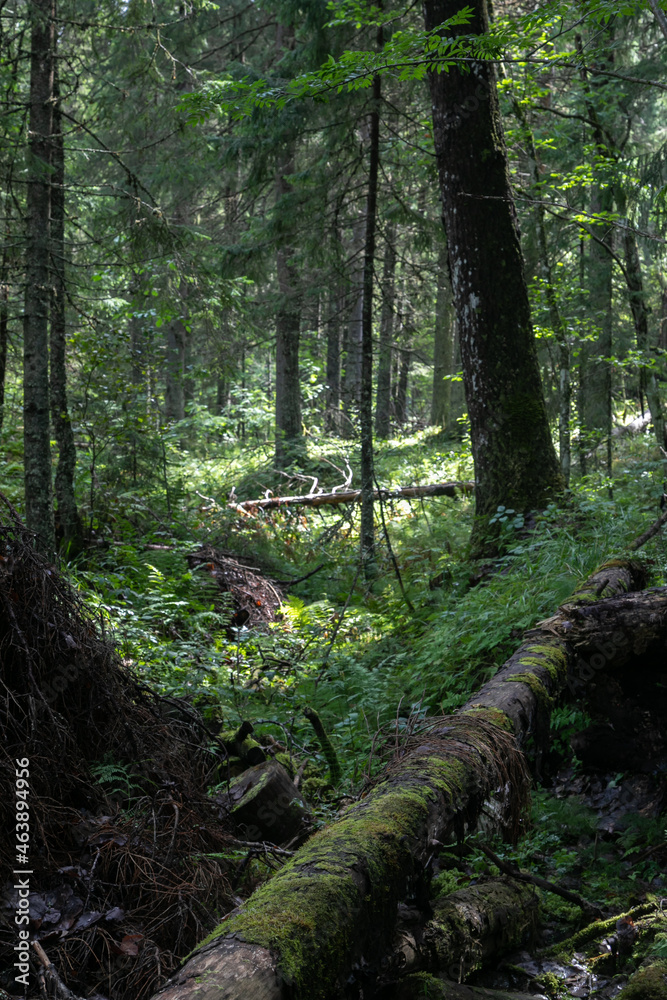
1 419 667 999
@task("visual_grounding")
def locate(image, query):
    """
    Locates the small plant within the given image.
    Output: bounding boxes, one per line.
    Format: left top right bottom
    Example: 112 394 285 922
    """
90 759 143 800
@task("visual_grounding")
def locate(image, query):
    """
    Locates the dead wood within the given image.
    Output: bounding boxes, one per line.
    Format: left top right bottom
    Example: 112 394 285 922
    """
630 507 667 549
395 875 539 978
390 972 545 999
0 495 234 1000
187 544 284 625
230 480 474 513
149 559 651 1000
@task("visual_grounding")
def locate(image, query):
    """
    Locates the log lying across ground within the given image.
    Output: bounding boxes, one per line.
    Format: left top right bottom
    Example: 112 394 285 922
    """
153 560 658 1000
230 480 474 512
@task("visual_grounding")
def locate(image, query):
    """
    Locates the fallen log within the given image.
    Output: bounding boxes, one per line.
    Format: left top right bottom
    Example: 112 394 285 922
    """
395 875 539 979
391 975 545 1000
151 560 650 1000
230 480 474 513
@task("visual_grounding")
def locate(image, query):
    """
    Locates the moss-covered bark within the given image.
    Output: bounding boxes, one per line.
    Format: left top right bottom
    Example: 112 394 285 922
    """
395 876 538 979
392 975 545 1000
152 560 648 1000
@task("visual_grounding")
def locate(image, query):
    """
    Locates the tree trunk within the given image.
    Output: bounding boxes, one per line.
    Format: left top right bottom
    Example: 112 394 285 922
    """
325 289 341 434
375 223 396 439
0 231 8 434
622 220 665 451
424 0 563 554
164 269 189 424
512 97 571 485
23 0 55 554
396 876 539 980
343 214 365 424
49 66 82 556
431 240 455 431
395 342 411 427
148 559 646 1000
575 32 614 477
583 183 613 473
274 155 303 467
359 72 380 576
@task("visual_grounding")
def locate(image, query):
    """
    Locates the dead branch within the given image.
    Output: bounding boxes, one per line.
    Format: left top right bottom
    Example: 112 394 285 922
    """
230 480 474 513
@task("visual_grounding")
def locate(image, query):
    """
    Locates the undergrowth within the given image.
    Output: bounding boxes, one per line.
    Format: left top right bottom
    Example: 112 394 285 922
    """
49 422 667 807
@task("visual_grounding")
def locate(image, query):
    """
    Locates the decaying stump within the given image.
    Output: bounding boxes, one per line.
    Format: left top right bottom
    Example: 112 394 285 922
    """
220 760 312 844
151 560 660 1000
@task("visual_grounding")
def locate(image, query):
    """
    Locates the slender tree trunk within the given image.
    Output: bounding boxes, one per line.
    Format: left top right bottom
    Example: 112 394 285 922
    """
325 289 341 434
512 97 571 485
375 223 396 439
623 220 665 450
0 200 8 432
164 310 186 421
395 342 411 427
359 72 381 576
344 215 365 424
584 184 613 473
576 32 614 477
424 0 563 554
49 63 82 555
23 0 55 553
431 241 455 431
274 143 303 466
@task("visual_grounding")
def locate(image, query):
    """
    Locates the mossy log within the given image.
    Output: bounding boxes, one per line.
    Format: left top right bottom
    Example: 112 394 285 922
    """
395 876 538 979
617 959 667 999
390 974 544 1000
152 560 650 1000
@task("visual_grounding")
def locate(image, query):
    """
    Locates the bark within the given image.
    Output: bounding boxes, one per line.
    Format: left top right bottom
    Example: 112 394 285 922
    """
360 71 381 576
394 342 411 427
149 560 646 1000
395 876 539 978
647 0 667 42
128 274 145 387
164 275 189 423
231 480 474 512
325 289 341 433
431 241 455 431
512 98 570 485
575 33 613 476
222 760 311 845
393 979 546 1000
23 0 55 554
343 215 365 422
375 223 396 439
622 220 665 450
49 66 83 555
424 0 563 554
0 238 7 434
274 154 303 467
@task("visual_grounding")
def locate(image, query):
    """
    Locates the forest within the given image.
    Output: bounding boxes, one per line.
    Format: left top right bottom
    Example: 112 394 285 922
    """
2 0 667 997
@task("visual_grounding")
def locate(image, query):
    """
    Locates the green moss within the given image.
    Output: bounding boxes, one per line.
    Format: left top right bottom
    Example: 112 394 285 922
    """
507 671 553 709
618 961 667 999
196 756 470 998
545 903 656 957
463 705 514 732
